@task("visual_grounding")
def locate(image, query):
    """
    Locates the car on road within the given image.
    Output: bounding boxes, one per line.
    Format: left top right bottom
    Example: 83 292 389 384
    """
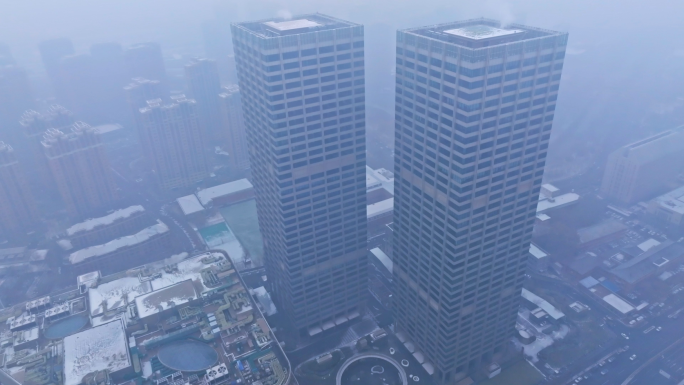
621 333 630 340
656 326 662 331
600 369 608 375
630 354 637 361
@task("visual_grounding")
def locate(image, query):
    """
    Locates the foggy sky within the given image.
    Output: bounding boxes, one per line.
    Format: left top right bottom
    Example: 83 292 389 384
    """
3 0 684 179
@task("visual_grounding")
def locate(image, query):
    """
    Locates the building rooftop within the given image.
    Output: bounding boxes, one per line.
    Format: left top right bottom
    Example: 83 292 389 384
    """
577 219 628 245
63 319 131 385
529 243 549 259
602 293 634 314
367 198 394 219
196 179 253 206
400 18 565 49
443 25 524 40
609 241 684 284
233 13 361 38
134 280 198 319
68 220 168 264
66 205 145 236
613 127 684 165
537 193 580 213
370 247 393 273
366 166 394 195
521 288 565 320
177 194 204 216
651 184 684 215
264 19 321 31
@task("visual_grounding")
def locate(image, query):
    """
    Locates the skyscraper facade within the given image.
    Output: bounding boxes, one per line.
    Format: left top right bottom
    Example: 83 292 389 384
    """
42 121 119 218
231 14 368 335
0 142 39 235
218 85 249 171
185 58 222 144
138 96 209 190
391 19 567 382
0 65 34 141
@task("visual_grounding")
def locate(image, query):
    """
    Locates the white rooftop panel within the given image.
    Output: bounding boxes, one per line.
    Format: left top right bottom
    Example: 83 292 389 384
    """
537 193 580 213
370 247 393 273
263 19 321 31
444 25 524 40
638 238 661 252
529 243 548 259
177 195 204 216
602 294 634 314
521 288 565 320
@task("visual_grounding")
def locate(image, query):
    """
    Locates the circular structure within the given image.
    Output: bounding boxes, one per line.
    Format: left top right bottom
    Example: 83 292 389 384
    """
337 354 408 385
157 340 218 372
44 315 89 339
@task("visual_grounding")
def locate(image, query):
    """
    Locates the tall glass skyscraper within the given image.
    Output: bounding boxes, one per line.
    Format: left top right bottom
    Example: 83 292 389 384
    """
392 19 567 383
231 14 368 336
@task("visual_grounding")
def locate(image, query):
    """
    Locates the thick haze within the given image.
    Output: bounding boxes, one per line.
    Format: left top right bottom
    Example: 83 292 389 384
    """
3 0 684 179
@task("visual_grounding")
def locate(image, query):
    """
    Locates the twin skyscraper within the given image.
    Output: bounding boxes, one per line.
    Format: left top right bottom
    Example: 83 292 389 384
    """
231 14 567 383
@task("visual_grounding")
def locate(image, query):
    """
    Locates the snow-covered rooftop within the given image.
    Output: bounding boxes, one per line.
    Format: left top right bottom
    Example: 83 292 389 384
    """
651 185 684 215
444 25 524 40
68 220 168 264
66 206 145 236
134 280 197 319
63 319 130 385
367 198 394 219
196 179 253 206
521 288 565 320
263 19 321 31
366 166 394 195
536 193 580 213
529 243 548 259
177 195 204 216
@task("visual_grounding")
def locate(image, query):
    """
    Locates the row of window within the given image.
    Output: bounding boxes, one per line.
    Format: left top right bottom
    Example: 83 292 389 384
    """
260 40 365 62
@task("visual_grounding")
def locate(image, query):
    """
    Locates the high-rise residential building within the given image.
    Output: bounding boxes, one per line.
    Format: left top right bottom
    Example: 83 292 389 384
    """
124 43 167 89
42 121 119 218
89 42 128 124
137 96 209 190
19 105 74 186
231 14 368 335
184 58 222 143
218 85 249 170
0 65 34 132
600 128 684 204
391 19 567 382
0 142 39 235
38 38 75 81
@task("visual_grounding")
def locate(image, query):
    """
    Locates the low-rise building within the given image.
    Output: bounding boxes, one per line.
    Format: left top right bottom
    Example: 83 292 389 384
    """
66 220 173 275
576 219 628 250
646 185 684 226
65 205 149 249
196 179 254 208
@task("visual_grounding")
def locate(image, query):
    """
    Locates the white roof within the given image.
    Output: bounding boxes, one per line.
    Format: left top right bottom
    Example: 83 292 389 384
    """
69 221 169 264
602 294 634 314
66 206 145 236
367 198 394 219
529 243 548 259
638 238 661 252
537 193 580 213
541 183 559 192
134 280 197 319
536 213 551 221
366 166 394 195
196 179 253 206
652 185 684 215
88 276 152 317
521 288 565 320
177 194 204 216
251 286 277 316
63 319 131 385
263 19 321 31
370 248 393 273
444 25 524 40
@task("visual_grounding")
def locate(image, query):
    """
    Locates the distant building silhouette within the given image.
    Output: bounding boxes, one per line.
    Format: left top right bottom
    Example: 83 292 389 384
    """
124 43 167 91
42 122 119 218
218 85 249 171
0 142 39 235
601 128 684 204
138 96 209 190
184 58 222 144
38 38 75 100
0 65 34 142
